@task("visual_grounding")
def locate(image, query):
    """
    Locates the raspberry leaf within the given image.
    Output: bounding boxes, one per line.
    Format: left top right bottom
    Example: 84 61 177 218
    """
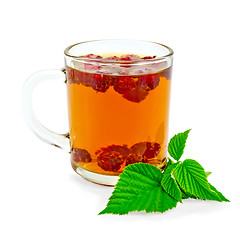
179 183 229 202
180 187 197 199
173 159 227 201
168 129 191 161
208 183 230 202
99 163 178 215
161 162 182 202
177 171 228 201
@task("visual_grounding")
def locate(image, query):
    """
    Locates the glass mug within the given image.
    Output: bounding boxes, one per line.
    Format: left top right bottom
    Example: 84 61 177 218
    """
22 40 173 186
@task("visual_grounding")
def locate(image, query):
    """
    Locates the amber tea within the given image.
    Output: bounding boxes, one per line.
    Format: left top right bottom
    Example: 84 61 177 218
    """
66 53 172 177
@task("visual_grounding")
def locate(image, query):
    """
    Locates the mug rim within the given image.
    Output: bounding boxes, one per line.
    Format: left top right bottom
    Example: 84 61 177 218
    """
64 39 174 63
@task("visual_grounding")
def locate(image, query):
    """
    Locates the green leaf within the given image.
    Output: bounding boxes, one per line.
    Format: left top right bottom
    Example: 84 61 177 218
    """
173 159 223 201
180 188 196 199
175 178 197 200
180 183 229 202
168 129 191 161
209 183 230 202
99 163 178 215
161 162 182 202
178 179 229 202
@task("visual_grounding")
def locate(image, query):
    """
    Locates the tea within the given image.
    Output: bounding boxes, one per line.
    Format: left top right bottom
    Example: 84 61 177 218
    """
66 54 172 176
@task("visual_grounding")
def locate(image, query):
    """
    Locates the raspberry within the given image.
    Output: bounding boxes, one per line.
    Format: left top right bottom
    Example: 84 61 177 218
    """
107 144 129 156
66 67 91 86
122 86 148 103
97 151 124 172
143 142 161 159
139 73 160 91
130 142 147 156
97 144 130 159
130 142 161 159
95 144 128 156
80 72 90 87
85 54 102 59
71 148 92 163
89 73 111 92
125 153 147 166
66 67 82 85
113 76 138 94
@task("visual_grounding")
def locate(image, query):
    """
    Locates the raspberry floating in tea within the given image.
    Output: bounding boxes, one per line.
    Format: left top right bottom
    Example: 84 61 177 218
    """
122 86 149 103
89 74 111 92
97 151 124 172
66 53 165 102
71 148 92 163
66 67 82 85
95 144 130 160
139 73 160 91
125 153 147 166
113 77 138 94
93 142 161 172
130 142 161 159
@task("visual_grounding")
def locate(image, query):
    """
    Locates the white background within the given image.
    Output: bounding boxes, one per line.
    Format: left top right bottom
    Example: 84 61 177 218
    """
1 0 239 239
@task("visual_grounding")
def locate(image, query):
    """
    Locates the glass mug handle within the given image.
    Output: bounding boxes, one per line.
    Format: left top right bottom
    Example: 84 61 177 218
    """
22 69 70 152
